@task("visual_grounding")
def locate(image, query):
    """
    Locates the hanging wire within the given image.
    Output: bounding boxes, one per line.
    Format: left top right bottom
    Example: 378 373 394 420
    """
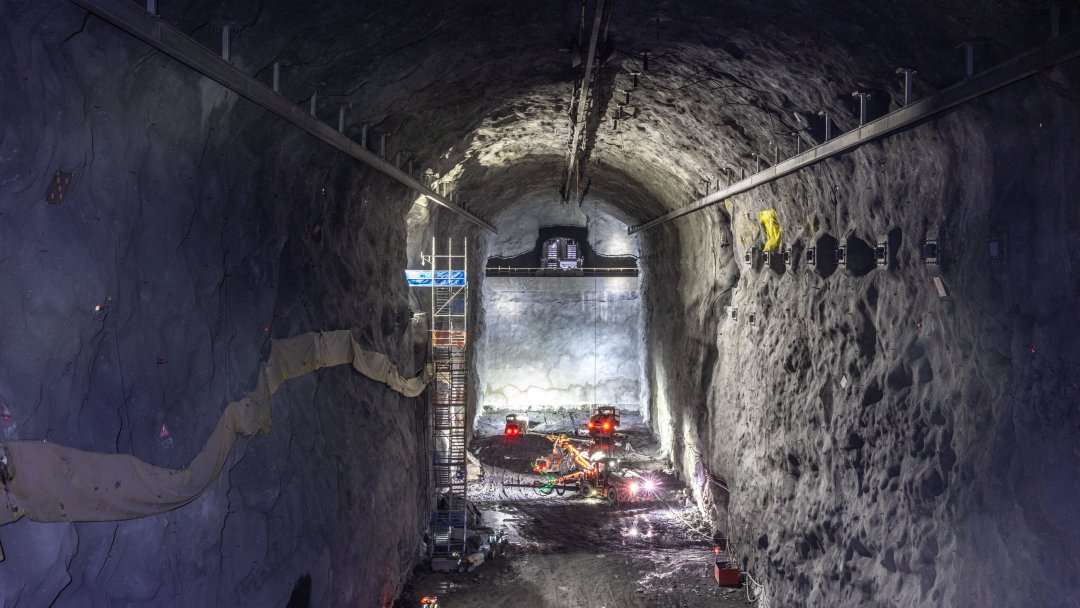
593 272 599 409
745 569 770 606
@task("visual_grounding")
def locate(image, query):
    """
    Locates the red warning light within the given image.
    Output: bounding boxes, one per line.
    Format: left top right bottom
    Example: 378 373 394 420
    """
602 421 612 431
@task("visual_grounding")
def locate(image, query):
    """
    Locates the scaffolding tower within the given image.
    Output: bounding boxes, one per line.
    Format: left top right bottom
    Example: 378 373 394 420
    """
427 238 469 563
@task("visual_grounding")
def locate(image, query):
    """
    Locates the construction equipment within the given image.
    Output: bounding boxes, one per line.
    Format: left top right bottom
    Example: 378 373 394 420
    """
528 457 658 504
425 523 508 573
532 434 592 475
590 457 660 504
586 406 620 437
713 547 742 587
586 406 620 453
531 449 572 474
541 236 585 270
504 413 528 437
456 527 509 572
507 436 659 504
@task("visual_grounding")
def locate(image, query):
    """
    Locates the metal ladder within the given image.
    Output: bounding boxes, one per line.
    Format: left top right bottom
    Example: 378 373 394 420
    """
428 238 469 560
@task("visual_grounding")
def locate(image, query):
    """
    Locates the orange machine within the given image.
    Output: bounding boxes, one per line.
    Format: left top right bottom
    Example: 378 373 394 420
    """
525 437 658 504
532 434 592 473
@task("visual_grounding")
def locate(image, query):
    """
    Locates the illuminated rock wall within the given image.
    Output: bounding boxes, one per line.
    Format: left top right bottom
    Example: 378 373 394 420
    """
478 277 642 414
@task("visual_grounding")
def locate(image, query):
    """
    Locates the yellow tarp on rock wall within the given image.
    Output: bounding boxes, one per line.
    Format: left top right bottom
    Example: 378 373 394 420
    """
0 330 431 525
758 210 783 252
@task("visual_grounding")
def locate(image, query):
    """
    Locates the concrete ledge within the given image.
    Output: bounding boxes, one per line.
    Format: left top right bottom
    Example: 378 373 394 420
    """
485 276 639 292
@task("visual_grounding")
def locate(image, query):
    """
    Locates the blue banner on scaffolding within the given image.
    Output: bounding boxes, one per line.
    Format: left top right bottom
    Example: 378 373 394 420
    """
405 270 467 286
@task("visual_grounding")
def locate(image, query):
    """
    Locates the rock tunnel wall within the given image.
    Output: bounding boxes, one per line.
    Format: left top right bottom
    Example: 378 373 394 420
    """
2 0 1077 605
0 5 427 605
468 197 646 419
479 277 641 413
642 65 1080 607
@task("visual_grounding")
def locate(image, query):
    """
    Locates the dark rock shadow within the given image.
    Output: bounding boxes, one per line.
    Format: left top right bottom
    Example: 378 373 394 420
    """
765 249 786 275
286 574 312 608
814 233 838 278
787 240 803 273
886 227 903 271
844 235 876 276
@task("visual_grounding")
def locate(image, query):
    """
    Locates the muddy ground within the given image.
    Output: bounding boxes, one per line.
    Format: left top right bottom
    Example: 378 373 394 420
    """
396 412 754 608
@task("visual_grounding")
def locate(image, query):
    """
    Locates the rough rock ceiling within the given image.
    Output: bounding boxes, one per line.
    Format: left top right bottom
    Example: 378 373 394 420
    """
156 0 1046 227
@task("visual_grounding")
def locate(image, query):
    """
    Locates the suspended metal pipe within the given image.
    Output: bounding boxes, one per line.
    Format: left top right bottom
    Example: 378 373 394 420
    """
562 0 607 201
630 29 1080 234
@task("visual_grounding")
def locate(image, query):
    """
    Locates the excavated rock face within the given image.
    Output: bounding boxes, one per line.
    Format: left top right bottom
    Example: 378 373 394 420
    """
1 3 425 605
2 0 1078 605
645 82 1080 606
